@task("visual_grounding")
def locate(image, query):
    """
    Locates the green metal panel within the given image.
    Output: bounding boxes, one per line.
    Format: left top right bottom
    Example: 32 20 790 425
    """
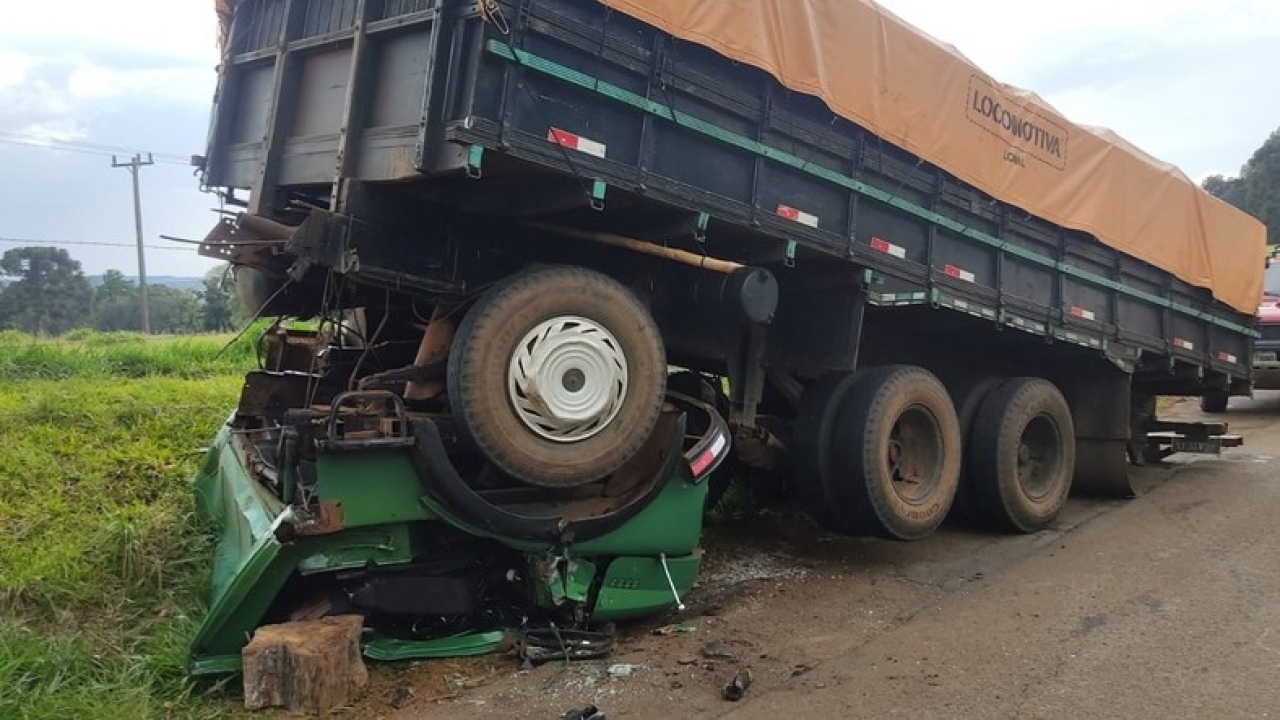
572 467 707 556
593 552 703 621
295 524 419 574
363 632 510 661
314 452 437 526
193 423 285 599
190 431 422 672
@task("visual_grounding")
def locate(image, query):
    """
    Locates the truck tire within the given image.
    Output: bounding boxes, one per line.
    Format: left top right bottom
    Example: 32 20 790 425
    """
829 365 961 540
948 376 1004 525
967 377 1075 533
447 266 666 487
1199 393 1228 413
792 372 861 533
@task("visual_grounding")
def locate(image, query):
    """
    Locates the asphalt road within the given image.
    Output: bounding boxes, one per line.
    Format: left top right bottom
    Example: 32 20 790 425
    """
416 393 1280 719
728 393 1280 719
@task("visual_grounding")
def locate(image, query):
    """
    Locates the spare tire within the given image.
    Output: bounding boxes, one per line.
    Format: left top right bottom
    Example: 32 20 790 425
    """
448 266 666 487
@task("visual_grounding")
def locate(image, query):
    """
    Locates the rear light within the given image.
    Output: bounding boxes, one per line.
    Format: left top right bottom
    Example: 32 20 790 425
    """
688 427 729 481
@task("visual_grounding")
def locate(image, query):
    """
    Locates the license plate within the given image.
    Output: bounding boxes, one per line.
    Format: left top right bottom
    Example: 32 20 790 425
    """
1256 351 1277 362
1171 438 1220 455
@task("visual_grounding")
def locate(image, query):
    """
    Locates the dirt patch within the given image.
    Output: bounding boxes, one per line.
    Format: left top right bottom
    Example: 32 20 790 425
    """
358 511 940 718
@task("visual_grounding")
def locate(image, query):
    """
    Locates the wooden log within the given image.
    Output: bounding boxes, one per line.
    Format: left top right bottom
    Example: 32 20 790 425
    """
242 614 368 712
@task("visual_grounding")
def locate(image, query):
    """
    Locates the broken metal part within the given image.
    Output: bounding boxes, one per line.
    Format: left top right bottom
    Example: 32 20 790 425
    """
405 306 455 401
519 625 616 664
357 362 446 392
291 501 346 537
722 668 753 701
198 213 292 267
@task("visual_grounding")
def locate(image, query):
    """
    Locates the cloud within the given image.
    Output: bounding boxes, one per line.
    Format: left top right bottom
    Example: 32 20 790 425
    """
2 0 219 65
0 65 83 140
0 52 214 147
66 61 213 106
0 0 218 138
0 49 33 89
0 2 223 277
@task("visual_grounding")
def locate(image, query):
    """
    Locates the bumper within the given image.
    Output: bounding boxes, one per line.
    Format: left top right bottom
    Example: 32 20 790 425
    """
1252 345 1280 389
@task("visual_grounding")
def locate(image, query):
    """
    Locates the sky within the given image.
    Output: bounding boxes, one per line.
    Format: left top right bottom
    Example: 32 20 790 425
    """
0 0 1277 278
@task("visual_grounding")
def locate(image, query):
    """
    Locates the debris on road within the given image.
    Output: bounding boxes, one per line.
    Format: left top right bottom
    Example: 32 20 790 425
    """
562 704 606 720
652 622 696 636
701 641 738 661
607 663 638 679
723 668 753 701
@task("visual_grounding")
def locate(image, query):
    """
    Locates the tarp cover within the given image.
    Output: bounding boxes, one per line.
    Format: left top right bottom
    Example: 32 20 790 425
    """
599 0 1264 314
215 0 1265 313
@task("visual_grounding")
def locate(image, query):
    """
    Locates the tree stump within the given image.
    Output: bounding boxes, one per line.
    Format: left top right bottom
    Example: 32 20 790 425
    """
242 614 369 712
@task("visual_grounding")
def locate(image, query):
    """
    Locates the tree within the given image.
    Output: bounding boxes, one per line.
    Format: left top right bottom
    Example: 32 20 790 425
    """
0 247 93 336
1241 128 1280 248
89 272 206 334
201 265 237 332
147 285 202 335
91 269 140 332
1201 174 1245 209
1203 125 1280 247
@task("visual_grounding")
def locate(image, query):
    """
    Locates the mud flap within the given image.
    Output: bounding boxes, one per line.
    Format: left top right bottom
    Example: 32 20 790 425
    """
1071 438 1134 498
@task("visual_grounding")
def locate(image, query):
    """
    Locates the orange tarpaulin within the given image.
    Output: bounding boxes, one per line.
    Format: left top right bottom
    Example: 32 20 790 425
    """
600 0 1265 315
214 0 1266 313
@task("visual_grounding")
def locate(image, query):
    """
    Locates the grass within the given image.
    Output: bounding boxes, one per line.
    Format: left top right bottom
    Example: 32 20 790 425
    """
0 329 256 381
0 331 256 719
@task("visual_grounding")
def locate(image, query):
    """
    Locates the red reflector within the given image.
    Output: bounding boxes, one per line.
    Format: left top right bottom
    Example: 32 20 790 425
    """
690 450 715 477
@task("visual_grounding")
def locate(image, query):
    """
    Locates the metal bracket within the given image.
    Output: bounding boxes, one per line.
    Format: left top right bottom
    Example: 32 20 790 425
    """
694 212 710 243
589 179 607 211
465 144 484 179
318 390 414 452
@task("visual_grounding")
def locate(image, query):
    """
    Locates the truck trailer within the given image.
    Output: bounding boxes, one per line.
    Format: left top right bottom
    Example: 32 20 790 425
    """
189 0 1267 671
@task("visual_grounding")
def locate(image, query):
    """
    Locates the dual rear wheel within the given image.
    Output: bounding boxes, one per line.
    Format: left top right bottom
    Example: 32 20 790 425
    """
795 368 1075 539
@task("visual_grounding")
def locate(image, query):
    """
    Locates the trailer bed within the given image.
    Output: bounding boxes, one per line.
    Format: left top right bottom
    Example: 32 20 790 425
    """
204 0 1256 394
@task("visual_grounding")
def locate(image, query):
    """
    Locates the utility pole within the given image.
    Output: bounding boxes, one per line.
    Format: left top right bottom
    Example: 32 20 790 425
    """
111 153 154 334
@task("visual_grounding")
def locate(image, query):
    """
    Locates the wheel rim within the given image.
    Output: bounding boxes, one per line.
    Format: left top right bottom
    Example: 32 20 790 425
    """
1017 415 1062 501
886 404 944 503
507 315 629 443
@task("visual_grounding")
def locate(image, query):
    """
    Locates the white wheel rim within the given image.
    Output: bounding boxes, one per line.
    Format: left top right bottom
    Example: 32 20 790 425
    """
507 315 628 442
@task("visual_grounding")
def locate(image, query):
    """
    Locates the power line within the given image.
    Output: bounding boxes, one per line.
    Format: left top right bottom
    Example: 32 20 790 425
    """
0 131 190 160
0 130 191 162
0 237 192 252
0 132 192 166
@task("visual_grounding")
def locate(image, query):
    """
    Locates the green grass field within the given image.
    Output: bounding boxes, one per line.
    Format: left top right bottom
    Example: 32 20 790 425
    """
0 331 256 718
